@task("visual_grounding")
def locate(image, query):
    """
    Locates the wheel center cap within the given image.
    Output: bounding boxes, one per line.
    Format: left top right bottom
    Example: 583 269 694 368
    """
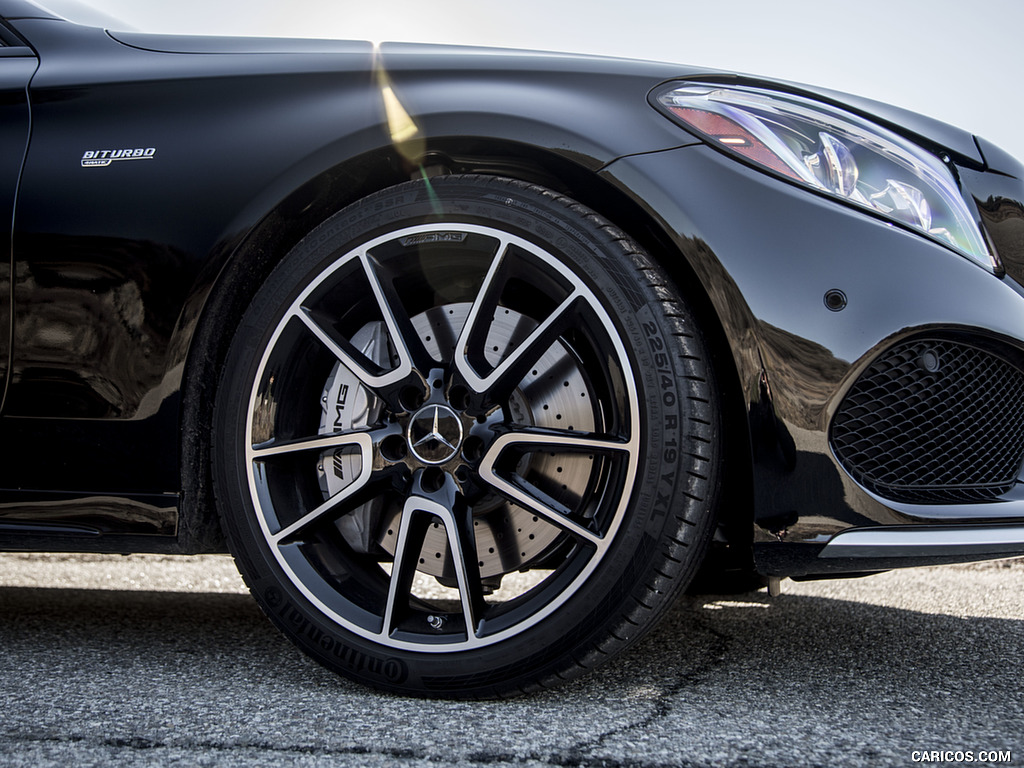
408 404 463 464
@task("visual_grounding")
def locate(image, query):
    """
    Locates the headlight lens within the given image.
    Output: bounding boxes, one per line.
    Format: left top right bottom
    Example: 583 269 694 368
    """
656 83 995 271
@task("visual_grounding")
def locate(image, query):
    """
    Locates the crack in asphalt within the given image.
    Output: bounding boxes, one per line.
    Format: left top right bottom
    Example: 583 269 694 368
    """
4 732 428 761
531 604 735 768
0 598 737 768
2 609 737 768
2 732 762 768
5 559 1022 768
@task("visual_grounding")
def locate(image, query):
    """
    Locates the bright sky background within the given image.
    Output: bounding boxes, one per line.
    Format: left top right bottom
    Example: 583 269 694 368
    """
73 0 1024 163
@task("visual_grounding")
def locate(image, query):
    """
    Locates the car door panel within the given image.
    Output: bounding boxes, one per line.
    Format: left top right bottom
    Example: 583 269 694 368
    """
0 33 35 406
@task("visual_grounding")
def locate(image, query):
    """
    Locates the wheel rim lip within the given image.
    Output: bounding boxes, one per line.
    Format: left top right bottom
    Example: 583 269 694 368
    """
243 221 642 652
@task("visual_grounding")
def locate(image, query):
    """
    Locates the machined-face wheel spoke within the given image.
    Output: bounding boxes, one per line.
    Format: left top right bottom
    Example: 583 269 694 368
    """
381 487 486 643
472 292 585 402
477 428 637 547
452 238 513 375
438 491 487 640
270 475 373 544
482 428 636 457
457 291 587 401
293 305 409 392
453 239 588 402
250 428 377 460
476 472 604 546
360 251 435 372
288 248 434 395
381 495 433 639
251 430 395 543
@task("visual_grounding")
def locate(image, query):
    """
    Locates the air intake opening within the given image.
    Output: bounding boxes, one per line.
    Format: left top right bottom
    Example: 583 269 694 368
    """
831 337 1024 503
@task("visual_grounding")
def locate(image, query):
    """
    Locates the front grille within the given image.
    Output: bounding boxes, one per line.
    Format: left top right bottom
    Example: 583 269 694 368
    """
831 338 1024 503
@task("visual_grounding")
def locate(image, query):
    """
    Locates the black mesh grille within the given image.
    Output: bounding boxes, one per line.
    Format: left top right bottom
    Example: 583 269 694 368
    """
831 338 1024 503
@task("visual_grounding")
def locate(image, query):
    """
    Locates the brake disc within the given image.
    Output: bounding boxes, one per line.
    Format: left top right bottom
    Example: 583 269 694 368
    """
317 303 596 581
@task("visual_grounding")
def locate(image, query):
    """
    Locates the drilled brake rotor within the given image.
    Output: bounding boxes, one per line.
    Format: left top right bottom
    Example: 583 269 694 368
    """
316 302 596 580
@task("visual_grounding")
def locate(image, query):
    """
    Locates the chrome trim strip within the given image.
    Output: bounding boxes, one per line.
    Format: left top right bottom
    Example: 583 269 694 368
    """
820 525 1024 559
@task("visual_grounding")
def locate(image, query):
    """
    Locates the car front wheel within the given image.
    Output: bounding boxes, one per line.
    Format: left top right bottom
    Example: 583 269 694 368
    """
212 175 721 697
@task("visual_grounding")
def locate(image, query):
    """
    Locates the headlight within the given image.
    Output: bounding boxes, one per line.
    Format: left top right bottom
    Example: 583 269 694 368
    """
655 83 995 271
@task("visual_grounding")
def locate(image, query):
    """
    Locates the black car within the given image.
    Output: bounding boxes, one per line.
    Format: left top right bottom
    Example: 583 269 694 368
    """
2 0 1023 698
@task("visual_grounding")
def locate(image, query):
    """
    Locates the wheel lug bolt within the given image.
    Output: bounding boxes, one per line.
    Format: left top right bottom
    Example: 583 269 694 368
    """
448 384 469 411
462 435 484 463
380 435 407 462
421 467 445 493
399 385 425 412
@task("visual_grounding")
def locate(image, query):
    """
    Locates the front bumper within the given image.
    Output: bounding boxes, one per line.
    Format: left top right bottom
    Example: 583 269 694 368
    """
601 142 1024 577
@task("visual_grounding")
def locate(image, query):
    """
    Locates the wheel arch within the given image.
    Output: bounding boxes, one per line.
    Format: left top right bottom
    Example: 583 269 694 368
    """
176 137 754 561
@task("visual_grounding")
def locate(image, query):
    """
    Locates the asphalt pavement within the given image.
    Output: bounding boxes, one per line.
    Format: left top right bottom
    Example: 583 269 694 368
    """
1 552 1021 767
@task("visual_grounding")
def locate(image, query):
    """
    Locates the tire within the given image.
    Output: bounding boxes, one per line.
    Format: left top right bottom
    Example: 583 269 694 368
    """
212 175 720 698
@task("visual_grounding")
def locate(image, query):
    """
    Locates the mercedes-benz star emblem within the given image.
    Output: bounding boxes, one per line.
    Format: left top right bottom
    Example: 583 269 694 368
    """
408 404 464 464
